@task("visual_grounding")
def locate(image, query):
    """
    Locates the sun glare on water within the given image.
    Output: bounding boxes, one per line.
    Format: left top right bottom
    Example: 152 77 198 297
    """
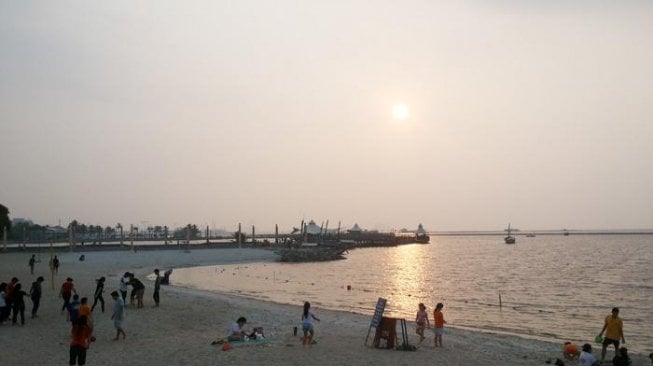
392 104 410 120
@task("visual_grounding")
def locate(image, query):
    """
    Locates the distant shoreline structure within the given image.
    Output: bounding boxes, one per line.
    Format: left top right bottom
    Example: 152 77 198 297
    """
431 229 653 236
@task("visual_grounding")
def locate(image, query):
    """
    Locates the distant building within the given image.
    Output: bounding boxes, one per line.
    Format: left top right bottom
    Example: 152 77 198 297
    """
11 218 33 226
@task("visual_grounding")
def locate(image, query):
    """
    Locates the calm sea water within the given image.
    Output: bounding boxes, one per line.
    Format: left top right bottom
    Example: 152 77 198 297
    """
171 235 653 353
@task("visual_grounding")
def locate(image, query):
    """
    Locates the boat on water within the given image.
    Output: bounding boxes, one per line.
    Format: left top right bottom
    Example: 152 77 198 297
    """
504 223 516 244
525 233 536 238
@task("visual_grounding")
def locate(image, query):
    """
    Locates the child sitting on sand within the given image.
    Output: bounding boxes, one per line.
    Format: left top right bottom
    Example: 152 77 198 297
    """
563 341 580 360
579 343 598 366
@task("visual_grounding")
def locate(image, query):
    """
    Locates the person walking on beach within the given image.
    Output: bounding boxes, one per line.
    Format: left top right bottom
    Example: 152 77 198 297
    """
60 277 77 314
152 269 161 307
67 294 81 323
28 254 36 275
69 315 93 365
415 303 430 343
29 276 44 318
433 302 447 347
11 283 28 325
91 277 105 313
579 343 598 366
110 291 126 340
301 301 320 345
598 307 625 363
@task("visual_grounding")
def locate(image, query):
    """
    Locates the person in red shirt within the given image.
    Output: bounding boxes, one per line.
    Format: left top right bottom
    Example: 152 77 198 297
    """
69 315 93 365
59 277 77 314
433 302 447 347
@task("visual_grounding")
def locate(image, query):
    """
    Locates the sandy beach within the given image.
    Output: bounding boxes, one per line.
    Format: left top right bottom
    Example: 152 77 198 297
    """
1 248 649 366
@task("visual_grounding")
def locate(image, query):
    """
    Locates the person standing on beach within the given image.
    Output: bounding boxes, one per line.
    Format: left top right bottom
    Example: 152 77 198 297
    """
110 291 126 340
0 283 7 323
69 315 93 365
29 276 44 318
60 277 77 314
433 302 447 347
53 255 60 275
28 254 36 275
5 277 18 320
91 277 105 313
598 307 625 363
11 283 28 325
301 301 320 345
119 273 129 302
152 269 161 307
415 303 430 343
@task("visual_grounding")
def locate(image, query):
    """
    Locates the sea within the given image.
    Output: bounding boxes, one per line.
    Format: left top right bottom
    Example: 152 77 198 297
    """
170 234 653 353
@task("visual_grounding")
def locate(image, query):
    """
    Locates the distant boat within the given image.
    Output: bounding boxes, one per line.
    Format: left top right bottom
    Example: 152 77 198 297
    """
525 233 536 238
563 229 570 236
504 223 516 244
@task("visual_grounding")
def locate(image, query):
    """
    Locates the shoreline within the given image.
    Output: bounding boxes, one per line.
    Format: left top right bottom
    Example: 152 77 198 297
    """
1 248 649 365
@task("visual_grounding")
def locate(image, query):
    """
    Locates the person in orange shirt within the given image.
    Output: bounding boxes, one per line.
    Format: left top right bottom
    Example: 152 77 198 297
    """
69 315 93 365
563 341 580 360
78 297 93 330
432 302 447 347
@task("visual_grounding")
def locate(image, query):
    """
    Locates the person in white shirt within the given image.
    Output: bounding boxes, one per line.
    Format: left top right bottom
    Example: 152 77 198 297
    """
227 317 248 341
579 343 599 366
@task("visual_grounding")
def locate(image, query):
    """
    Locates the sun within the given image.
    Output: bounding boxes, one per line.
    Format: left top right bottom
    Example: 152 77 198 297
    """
392 104 410 120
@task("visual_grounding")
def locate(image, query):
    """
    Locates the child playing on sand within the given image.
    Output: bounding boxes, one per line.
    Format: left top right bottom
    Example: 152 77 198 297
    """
433 302 446 347
579 343 598 366
301 301 320 345
415 303 430 343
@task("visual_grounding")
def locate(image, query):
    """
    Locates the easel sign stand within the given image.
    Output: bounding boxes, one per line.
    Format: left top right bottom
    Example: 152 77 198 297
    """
365 298 413 350
364 297 387 346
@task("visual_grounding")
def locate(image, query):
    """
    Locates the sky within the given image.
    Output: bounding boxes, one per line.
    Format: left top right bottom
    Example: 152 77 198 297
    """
1 1 652 232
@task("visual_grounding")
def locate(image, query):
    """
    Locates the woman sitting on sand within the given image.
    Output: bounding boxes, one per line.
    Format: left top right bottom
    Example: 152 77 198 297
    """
227 316 249 342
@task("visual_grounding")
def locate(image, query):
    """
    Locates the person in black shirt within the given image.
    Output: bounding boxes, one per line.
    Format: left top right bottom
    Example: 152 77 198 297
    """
91 277 105 313
29 276 44 318
12 283 28 325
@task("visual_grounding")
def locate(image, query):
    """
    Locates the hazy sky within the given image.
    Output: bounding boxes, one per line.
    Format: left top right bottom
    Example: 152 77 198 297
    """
2 1 652 232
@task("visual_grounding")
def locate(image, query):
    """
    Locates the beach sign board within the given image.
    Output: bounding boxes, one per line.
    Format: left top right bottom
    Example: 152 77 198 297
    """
370 297 387 327
365 297 387 345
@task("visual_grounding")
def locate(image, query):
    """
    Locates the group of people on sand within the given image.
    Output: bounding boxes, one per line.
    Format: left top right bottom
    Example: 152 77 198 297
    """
414 302 446 347
3 254 167 365
213 301 321 348
555 307 648 366
0 276 45 325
